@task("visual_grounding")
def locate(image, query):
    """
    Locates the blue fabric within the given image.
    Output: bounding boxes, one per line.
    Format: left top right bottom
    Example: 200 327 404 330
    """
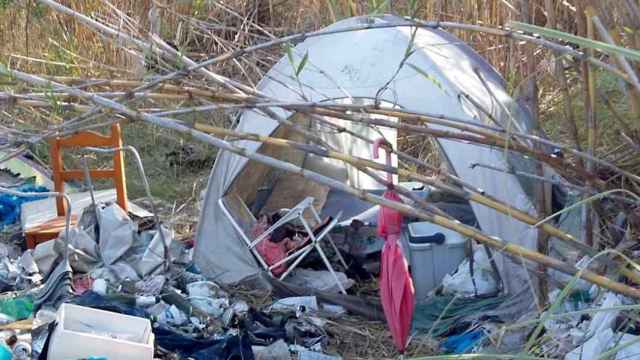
441 330 485 354
0 184 48 228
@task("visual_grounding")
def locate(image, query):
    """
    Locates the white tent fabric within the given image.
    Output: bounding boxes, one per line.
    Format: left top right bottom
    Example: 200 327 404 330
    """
194 15 539 291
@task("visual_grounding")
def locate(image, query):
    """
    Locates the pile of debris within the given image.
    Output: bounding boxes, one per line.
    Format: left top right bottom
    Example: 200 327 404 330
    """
0 198 352 359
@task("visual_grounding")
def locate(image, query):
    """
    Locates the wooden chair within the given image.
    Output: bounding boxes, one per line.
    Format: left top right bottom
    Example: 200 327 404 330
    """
24 123 128 249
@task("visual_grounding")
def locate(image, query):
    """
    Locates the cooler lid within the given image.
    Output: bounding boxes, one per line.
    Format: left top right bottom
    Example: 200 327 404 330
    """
407 221 467 245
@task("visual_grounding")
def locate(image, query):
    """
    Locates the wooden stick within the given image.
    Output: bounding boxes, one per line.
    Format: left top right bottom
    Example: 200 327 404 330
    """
6 67 640 299
5 79 640 282
191 122 640 284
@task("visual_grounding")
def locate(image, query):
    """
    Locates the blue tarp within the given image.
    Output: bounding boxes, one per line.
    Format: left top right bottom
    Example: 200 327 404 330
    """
0 184 49 228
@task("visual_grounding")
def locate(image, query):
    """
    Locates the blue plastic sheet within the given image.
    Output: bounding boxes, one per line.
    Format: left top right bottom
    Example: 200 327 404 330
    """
0 184 48 228
441 330 485 354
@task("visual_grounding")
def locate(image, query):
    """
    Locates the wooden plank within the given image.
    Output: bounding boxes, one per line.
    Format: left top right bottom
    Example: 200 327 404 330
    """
111 123 129 212
49 138 66 216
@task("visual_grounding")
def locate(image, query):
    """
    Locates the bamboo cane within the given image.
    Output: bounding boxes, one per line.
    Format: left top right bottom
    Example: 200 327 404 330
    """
17 77 639 188
5 67 640 299
5 76 640 283
190 122 640 284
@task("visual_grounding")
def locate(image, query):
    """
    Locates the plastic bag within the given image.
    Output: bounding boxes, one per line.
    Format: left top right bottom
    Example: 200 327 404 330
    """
586 293 621 338
442 248 497 297
615 334 640 360
98 204 135 265
565 328 613 360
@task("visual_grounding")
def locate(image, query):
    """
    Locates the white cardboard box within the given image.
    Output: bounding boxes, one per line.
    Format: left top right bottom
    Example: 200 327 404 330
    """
47 303 154 360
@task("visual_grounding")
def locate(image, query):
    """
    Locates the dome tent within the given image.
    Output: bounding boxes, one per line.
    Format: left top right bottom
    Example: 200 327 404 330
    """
194 14 541 293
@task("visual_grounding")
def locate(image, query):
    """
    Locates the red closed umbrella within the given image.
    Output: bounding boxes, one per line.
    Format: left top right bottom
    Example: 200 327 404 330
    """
374 139 415 354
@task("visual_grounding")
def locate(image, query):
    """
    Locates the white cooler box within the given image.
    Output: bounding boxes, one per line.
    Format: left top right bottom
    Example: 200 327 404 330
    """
405 222 468 303
47 303 155 360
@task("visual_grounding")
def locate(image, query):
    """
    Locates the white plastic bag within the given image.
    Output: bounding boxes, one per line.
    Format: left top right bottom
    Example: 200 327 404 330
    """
442 247 497 297
565 328 614 360
135 226 172 277
615 334 640 360
270 296 319 312
587 293 622 338
286 269 354 293
98 204 135 265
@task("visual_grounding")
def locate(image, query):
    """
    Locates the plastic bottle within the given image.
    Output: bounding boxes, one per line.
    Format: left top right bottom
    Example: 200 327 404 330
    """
0 343 11 360
0 335 15 360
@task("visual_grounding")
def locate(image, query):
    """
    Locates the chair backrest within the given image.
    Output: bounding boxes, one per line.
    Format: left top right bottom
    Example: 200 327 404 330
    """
50 123 128 216
220 192 257 240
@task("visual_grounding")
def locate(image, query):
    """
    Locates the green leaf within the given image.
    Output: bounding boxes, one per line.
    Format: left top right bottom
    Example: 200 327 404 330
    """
509 21 640 63
407 0 417 16
285 44 295 70
407 63 443 91
296 51 309 77
404 27 418 57
370 0 389 15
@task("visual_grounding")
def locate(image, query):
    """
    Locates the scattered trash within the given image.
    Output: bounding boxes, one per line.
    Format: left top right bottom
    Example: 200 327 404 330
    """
158 304 189 326
135 275 166 296
297 350 342 360
187 280 225 298
271 296 319 312
321 304 346 316
73 274 94 295
565 328 614 360
12 341 31 360
92 278 108 296
253 339 290 360
286 269 354 294
189 296 228 317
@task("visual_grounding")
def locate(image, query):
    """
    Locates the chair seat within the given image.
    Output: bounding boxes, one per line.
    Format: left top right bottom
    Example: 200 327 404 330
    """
24 215 78 249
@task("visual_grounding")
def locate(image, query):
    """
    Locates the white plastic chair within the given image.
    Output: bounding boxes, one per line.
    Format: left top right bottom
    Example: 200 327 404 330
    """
219 193 348 294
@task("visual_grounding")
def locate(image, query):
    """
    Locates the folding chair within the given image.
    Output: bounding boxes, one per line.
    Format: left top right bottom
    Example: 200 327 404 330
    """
219 193 349 294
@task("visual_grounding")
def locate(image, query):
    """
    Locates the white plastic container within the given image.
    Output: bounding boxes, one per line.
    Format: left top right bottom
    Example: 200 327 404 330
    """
47 303 154 360
405 222 468 303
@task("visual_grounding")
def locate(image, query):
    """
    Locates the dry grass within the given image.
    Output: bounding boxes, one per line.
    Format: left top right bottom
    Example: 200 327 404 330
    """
3 1 640 199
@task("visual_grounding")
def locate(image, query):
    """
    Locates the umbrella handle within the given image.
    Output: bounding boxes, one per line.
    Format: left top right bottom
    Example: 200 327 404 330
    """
373 138 393 184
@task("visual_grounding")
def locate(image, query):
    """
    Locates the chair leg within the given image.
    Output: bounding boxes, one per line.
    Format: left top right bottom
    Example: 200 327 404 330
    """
278 244 314 281
314 243 347 294
26 234 36 250
310 207 348 269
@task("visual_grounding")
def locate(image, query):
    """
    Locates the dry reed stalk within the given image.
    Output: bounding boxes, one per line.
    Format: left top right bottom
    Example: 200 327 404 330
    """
6 67 640 299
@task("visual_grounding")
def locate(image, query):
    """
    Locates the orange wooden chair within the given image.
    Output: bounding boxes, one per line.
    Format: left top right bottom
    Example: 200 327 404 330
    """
24 123 128 249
